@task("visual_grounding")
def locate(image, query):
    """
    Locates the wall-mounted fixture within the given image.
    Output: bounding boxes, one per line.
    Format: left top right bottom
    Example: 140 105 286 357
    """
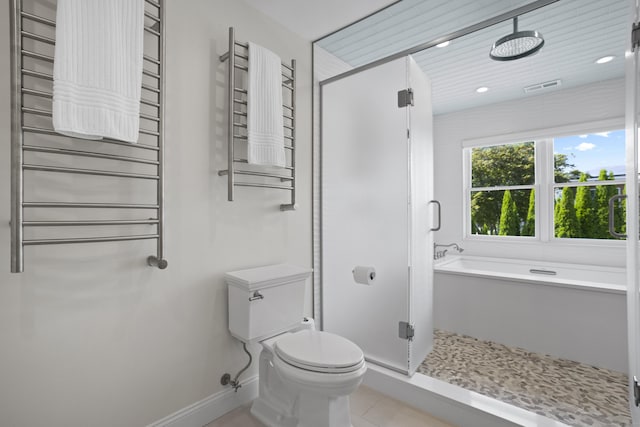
523 79 561 94
9 0 168 272
434 243 464 260
489 16 544 61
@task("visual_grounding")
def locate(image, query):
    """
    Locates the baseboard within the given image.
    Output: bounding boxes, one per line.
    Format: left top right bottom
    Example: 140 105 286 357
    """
363 364 569 427
148 375 258 427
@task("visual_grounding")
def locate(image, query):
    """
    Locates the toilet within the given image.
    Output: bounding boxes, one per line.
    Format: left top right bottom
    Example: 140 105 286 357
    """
226 264 366 427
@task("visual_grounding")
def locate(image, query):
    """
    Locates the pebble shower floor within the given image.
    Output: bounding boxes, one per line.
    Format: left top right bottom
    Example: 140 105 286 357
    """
419 330 631 426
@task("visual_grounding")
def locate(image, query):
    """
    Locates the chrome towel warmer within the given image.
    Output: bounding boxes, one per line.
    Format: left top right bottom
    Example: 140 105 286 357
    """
218 27 297 211
9 0 168 273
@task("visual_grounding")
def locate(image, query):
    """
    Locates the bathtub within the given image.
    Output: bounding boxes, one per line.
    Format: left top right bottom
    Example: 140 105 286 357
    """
433 255 627 373
434 255 626 294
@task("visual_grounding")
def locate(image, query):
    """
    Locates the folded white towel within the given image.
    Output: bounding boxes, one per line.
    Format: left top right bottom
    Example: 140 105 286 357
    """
247 42 286 167
52 0 145 143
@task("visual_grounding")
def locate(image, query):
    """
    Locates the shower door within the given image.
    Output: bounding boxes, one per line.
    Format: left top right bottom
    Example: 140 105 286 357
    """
321 56 434 375
627 0 640 422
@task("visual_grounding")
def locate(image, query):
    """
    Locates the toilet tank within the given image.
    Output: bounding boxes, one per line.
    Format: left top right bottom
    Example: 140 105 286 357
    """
226 264 312 344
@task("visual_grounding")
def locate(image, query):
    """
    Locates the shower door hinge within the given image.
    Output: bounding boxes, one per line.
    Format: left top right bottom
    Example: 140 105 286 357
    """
634 376 640 407
633 22 640 52
398 321 414 341
398 88 414 108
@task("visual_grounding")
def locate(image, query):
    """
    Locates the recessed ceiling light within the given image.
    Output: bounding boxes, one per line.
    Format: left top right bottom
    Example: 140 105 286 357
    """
476 86 489 93
595 55 615 64
436 41 450 48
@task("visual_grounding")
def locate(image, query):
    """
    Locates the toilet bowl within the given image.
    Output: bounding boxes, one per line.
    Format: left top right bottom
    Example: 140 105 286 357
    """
225 264 366 427
271 330 366 427
252 328 366 427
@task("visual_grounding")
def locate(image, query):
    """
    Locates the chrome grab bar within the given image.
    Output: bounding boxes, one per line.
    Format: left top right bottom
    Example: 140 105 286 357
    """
429 200 441 231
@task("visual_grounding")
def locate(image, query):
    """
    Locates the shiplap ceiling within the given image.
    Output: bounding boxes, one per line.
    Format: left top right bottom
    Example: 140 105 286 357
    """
315 0 629 115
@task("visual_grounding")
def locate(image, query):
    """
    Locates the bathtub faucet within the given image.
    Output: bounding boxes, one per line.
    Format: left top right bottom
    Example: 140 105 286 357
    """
433 242 464 260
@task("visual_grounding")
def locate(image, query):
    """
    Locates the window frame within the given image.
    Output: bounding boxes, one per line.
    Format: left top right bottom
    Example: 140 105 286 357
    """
464 141 538 240
462 118 625 244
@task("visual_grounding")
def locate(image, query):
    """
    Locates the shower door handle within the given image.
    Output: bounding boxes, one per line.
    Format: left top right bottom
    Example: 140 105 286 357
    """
429 200 441 231
608 194 627 238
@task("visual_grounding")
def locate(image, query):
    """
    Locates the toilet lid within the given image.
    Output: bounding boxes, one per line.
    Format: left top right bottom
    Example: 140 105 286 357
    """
274 330 364 374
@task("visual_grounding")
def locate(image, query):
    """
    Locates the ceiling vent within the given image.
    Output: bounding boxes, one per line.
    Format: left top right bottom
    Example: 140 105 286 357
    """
523 79 562 94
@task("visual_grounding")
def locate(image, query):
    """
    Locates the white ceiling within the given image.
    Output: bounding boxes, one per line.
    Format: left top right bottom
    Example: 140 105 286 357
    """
315 0 629 114
243 0 398 41
249 0 630 115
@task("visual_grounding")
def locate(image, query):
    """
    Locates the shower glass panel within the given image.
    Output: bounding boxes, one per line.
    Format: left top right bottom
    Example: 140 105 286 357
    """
321 56 433 374
626 0 640 422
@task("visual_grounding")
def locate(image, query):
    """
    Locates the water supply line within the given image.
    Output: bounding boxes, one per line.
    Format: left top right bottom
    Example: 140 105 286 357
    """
434 242 464 260
220 342 252 392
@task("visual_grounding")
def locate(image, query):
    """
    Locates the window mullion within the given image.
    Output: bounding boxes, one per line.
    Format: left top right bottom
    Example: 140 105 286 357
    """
471 184 535 192
553 180 625 189
540 138 553 242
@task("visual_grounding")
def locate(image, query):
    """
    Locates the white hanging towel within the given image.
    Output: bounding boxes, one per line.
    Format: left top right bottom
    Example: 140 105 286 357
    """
247 42 286 167
52 0 145 143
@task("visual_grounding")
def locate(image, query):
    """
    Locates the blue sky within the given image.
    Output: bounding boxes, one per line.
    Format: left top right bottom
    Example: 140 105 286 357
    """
554 129 626 178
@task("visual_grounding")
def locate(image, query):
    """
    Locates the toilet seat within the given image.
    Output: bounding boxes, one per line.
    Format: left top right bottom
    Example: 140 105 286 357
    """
274 330 365 374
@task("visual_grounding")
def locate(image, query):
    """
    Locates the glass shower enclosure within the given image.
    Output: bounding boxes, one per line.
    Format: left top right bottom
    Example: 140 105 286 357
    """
320 56 435 375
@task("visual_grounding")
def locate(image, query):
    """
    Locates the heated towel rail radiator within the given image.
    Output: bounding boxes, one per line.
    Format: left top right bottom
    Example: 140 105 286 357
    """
218 27 297 211
9 0 167 273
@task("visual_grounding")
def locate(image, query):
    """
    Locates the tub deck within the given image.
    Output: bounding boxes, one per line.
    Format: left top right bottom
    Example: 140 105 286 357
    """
434 255 625 294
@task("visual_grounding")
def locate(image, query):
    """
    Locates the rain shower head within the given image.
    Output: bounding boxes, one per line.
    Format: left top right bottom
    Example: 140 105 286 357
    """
490 17 544 61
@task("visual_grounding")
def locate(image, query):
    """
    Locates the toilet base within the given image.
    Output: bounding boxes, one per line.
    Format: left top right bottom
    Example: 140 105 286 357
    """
250 349 298 427
296 393 353 427
250 397 297 427
250 392 353 427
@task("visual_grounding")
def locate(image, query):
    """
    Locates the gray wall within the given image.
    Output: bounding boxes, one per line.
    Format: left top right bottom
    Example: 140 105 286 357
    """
0 1 312 426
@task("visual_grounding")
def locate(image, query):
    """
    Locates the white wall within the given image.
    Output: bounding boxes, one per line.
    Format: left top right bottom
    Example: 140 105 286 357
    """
433 78 626 266
0 1 312 426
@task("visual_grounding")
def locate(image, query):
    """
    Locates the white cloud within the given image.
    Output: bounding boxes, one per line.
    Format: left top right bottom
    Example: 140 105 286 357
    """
575 142 596 151
579 132 610 138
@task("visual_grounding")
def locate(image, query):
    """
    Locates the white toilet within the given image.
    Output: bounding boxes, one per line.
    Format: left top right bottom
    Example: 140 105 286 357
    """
226 264 366 427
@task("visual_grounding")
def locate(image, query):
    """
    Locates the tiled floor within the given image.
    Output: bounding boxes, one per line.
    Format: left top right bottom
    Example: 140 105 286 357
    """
419 330 631 427
205 385 456 427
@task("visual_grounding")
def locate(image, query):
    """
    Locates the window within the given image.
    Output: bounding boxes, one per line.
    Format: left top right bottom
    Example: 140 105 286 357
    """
553 130 626 239
465 128 625 241
469 142 535 236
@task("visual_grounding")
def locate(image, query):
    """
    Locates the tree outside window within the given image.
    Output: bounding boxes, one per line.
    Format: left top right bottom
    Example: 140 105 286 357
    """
470 141 534 237
553 131 625 239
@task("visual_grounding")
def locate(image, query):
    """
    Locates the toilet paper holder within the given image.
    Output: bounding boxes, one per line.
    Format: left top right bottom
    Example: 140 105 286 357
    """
359 270 375 280
352 266 376 284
